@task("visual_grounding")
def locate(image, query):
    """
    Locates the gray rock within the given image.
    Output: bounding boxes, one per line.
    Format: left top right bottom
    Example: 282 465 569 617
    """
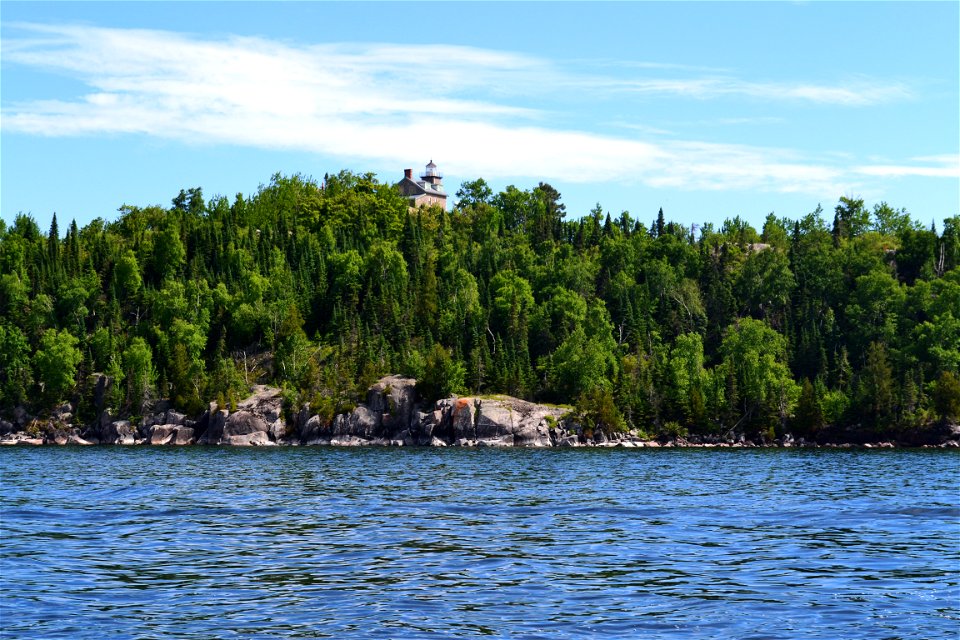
202 387 286 445
368 375 417 434
223 412 268 440
201 409 229 444
295 404 312 437
268 419 286 442
92 374 113 413
332 405 380 439
296 377 578 448
300 415 323 443
226 431 273 446
149 425 174 445
474 401 514 440
477 435 513 447
164 410 187 426
141 411 167 429
454 397 566 447
450 398 476 441
235 385 282 424
105 420 136 445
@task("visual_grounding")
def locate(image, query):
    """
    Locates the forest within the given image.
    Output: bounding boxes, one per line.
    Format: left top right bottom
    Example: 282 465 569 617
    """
1 170 958 442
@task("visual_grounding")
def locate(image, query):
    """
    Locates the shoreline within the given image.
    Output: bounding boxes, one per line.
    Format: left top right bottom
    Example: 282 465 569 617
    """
3 376 958 451
2 435 958 450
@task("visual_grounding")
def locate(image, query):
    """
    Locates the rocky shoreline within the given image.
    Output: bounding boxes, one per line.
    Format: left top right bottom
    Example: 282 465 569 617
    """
2 375 958 450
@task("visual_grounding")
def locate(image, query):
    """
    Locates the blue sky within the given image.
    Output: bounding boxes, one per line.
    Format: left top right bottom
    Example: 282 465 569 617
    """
2 2 958 232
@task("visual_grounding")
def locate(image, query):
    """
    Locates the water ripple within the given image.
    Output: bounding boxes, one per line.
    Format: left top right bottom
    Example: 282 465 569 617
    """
1 447 958 639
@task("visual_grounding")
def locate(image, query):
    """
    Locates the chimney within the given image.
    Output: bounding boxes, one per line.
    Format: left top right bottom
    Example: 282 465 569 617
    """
404 168 412 179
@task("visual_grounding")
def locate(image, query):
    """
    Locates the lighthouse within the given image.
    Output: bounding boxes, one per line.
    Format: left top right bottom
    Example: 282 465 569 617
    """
397 160 448 209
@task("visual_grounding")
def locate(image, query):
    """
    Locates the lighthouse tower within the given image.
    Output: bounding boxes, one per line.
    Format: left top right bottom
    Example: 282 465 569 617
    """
421 160 443 188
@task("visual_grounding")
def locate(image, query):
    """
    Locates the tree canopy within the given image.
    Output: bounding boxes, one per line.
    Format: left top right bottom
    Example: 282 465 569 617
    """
1 170 957 440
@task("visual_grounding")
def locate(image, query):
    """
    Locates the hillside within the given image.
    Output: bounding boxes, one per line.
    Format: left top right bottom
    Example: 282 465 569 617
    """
1 170 958 441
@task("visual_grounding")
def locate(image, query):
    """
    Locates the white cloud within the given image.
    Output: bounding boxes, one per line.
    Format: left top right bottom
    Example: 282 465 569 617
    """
0 22 947 199
854 155 960 179
591 76 911 106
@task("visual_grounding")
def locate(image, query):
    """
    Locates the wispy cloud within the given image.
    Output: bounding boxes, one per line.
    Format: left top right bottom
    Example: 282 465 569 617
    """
582 75 911 106
854 155 960 179
0 23 947 198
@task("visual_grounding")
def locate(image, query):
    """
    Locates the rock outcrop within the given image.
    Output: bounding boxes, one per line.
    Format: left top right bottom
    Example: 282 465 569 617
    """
199 385 285 446
148 425 195 446
7 374 956 449
299 377 574 447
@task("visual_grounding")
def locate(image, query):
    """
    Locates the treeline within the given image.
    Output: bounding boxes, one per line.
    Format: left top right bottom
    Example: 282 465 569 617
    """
1 170 959 440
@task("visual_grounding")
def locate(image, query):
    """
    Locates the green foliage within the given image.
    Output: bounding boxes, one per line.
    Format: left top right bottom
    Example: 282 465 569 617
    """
0 324 32 405
720 318 800 433
123 337 155 412
933 371 960 421
417 344 466 404
792 378 824 436
856 341 895 428
34 328 82 405
0 174 952 441
577 385 626 434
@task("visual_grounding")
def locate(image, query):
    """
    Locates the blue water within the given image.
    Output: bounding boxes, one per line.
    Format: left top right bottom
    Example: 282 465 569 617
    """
1 447 957 639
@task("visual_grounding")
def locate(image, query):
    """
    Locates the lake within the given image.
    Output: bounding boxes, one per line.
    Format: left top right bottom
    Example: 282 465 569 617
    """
1 447 957 639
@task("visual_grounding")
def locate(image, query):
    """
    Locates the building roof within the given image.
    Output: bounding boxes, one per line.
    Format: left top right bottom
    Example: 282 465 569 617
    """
398 176 446 197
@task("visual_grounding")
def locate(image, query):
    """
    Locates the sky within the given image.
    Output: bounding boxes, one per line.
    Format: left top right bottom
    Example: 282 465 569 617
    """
2 2 958 233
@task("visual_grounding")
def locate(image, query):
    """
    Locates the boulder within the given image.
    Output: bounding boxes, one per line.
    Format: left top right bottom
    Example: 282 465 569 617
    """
149 424 195 445
295 404 312 437
171 426 195 445
200 409 229 444
102 420 137 445
450 398 476 441
418 401 454 444
235 385 282 424
268 419 286 442
223 412 269 440
222 385 284 445
367 375 417 434
141 411 168 430
164 410 187 426
557 434 580 447
330 435 367 447
323 376 418 444
474 401 514 440
477 435 513 447
300 414 323 444
332 405 380 440
197 385 284 446
224 430 273 446
454 397 565 447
